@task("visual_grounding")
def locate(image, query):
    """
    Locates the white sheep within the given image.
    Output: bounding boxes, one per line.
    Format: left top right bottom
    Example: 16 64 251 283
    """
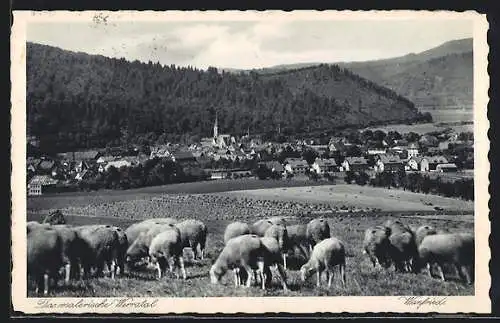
300 237 346 289
209 234 267 288
223 222 251 245
148 226 186 280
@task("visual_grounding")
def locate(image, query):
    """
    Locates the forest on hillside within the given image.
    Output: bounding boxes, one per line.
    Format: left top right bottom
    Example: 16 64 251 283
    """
27 42 428 153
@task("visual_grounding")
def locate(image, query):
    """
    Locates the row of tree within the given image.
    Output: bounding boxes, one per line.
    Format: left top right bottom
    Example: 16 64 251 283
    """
344 170 474 201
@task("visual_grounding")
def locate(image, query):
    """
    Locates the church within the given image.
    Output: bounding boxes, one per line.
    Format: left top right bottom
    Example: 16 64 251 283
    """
200 113 236 149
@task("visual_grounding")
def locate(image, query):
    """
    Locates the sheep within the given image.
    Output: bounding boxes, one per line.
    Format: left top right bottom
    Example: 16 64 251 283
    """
415 225 438 246
259 236 289 291
209 234 267 288
174 219 208 260
148 226 186 280
223 222 251 245
73 225 121 279
362 225 392 269
110 226 128 276
417 232 474 284
384 220 418 273
125 218 177 245
300 237 346 289
306 218 331 251
27 227 67 295
126 223 177 264
286 224 310 259
250 217 285 236
263 223 290 270
27 221 48 234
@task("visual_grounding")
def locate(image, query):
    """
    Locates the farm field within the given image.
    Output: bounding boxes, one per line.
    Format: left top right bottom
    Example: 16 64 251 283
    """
25 184 475 297
27 179 330 212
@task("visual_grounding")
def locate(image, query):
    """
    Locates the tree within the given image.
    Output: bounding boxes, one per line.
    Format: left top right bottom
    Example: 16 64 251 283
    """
302 149 318 165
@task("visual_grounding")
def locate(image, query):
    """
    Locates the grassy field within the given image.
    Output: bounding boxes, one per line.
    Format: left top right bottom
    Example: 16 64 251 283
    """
25 184 475 298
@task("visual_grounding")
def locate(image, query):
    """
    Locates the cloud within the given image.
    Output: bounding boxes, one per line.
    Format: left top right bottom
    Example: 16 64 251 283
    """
27 20 473 69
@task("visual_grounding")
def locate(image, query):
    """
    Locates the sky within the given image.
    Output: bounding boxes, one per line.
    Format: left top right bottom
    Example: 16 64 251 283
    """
26 19 473 70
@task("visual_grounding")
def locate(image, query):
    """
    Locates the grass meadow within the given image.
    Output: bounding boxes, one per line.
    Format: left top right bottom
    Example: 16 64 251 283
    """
25 182 474 297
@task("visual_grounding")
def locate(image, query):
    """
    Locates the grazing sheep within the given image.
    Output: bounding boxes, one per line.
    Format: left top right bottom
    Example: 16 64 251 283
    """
363 225 392 269
109 226 128 276
415 225 438 246
126 223 177 264
384 220 418 273
27 227 66 295
263 223 290 270
417 233 474 284
286 224 310 259
149 226 186 280
174 219 208 260
209 234 267 288
73 225 121 279
259 237 289 291
223 222 251 245
300 237 346 289
27 221 48 234
125 218 177 245
306 218 331 251
250 218 285 236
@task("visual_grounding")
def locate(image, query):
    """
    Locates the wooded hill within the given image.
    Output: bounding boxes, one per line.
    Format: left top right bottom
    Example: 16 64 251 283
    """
27 42 426 153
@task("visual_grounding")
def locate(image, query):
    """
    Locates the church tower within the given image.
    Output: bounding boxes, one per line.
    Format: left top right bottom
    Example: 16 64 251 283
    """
213 111 219 139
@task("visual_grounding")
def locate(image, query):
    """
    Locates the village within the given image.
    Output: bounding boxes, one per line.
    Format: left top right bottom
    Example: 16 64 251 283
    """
26 113 474 197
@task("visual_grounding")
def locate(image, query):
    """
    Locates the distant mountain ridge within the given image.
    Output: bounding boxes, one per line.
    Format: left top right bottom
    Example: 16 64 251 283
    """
27 42 425 152
222 38 473 109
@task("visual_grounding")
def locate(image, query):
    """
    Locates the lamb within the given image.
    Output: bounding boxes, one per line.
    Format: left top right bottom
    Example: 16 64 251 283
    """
174 219 208 260
417 232 474 284
362 225 392 269
126 223 177 264
125 218 177 245
27 227 67 295
148 226 186 280
223 222 251 245
209 234 268 288
306 218 331 251
300 237 346 289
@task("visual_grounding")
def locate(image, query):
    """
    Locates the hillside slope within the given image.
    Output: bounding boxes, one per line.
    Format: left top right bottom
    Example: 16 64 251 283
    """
27 42 424 152
339 38 473 108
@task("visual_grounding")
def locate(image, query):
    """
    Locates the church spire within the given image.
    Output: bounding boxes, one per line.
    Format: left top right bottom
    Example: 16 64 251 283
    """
213 111 218 138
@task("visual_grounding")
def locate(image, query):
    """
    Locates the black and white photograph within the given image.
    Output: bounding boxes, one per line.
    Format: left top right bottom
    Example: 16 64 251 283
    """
11 10 490 314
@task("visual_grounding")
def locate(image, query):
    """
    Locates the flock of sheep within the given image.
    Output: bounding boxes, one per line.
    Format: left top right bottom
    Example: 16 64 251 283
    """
26 215 474 296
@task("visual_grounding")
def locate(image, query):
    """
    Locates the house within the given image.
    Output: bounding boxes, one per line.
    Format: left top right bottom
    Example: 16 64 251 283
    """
420 156 449 172
341 157 368 172
309 145 329 155
172 151 197 164
64 150 101 161
75 160 90 173
149 145 172 159
312 158 338 175
406 142 419 159
284 158 309 175
28 175 59 196
406 157 424 171
328 142 346 154
96 156 116 164
75 169 94 181
436 163 458 172
366 147 387 155
374 154 404 173
103 160 132 172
